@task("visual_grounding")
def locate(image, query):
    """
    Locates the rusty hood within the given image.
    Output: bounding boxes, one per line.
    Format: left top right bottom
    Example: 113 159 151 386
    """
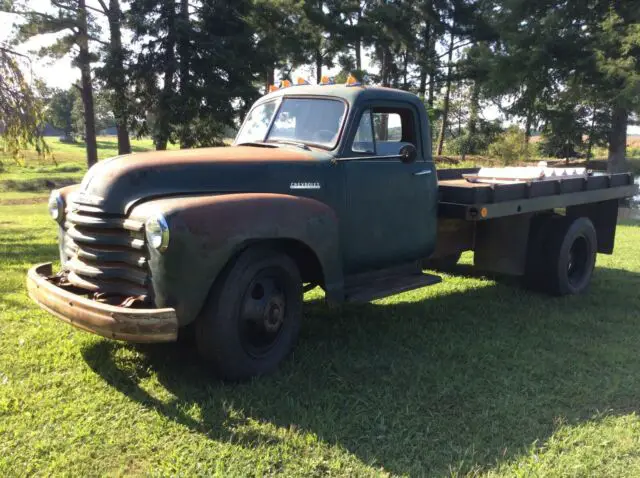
75 145 328 213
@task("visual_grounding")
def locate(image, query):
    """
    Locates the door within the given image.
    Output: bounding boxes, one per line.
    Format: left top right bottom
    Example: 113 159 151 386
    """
341 104 438 273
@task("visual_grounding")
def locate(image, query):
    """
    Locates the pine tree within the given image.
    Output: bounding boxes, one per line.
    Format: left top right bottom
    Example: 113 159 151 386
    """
93 0 131 154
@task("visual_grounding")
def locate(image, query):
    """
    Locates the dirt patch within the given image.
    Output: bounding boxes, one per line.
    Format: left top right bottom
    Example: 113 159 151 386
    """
0 196 48 206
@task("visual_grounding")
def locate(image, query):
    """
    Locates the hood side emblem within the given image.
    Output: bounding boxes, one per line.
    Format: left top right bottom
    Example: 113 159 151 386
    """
290 182 321 190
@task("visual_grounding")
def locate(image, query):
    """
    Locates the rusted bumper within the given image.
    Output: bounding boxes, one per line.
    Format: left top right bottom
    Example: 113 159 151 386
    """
26 263 178 343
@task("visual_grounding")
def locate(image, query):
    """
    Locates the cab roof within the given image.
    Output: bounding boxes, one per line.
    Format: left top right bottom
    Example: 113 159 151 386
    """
259 84 423 108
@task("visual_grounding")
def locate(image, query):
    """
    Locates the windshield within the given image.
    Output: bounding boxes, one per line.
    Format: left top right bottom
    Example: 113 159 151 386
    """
235 97 346 149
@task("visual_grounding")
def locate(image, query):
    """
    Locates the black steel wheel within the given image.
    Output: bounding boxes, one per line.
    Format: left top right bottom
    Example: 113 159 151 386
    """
196 246 303 380
525 216 597 296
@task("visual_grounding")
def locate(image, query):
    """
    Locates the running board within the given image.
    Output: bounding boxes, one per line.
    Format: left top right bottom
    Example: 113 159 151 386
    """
344 267 442 304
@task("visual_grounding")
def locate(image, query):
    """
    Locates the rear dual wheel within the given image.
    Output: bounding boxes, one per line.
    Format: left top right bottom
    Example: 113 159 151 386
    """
525 215 597 296
196 247 303 381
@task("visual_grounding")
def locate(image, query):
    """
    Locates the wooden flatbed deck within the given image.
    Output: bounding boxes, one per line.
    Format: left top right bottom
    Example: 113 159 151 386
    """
437 168 638 221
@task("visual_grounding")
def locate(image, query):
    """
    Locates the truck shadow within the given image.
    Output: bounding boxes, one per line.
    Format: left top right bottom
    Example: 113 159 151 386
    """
82 267 640 476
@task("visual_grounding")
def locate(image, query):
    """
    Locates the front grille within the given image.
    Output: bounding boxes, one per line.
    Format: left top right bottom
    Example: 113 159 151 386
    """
61 201 150 301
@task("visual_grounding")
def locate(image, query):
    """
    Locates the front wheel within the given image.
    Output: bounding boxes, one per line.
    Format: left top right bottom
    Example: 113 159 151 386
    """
196 246 303 380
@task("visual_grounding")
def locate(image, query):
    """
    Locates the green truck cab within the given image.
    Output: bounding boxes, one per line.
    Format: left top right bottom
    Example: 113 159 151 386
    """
27 84 638 380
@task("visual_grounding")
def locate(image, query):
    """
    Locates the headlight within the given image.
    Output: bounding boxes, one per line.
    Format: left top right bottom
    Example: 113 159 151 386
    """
145 213 170 252
48 190 64 223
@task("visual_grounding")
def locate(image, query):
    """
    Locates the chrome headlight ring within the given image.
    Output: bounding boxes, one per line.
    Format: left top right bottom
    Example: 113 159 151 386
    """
145 213 170 252
48 190 64 223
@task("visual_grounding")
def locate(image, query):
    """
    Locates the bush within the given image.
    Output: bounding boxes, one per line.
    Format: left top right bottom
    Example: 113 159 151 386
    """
442 120 504 157
487 126 527 165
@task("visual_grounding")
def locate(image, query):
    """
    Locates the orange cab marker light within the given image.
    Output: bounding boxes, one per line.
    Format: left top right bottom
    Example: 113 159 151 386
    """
279 79 292 88
268 84 279 93
481 207 488 218
345 74 361 86
319 75 334 85
296 77 310 85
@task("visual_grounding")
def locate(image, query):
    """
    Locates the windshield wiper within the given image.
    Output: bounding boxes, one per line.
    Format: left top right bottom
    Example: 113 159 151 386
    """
236 141 277 148
267 140 311 151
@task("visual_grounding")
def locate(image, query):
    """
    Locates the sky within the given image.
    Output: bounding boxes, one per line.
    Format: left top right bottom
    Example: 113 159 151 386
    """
2 7 638 136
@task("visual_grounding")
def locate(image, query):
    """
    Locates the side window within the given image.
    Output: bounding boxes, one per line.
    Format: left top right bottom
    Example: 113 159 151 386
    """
373 112 403 142
351 107 417 157
352 110 374 153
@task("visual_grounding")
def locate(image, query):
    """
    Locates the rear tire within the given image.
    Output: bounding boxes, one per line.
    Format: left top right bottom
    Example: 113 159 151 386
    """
424 252 462 271
196 246 303 381
525 216 597 296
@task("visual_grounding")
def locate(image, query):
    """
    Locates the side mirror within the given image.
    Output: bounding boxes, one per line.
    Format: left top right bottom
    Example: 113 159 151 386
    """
399 144 417 164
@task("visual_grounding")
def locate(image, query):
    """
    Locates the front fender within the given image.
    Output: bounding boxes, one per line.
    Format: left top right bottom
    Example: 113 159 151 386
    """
130 193 343 326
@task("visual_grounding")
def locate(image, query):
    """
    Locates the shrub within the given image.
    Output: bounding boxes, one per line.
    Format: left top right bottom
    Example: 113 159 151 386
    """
487 126 527 165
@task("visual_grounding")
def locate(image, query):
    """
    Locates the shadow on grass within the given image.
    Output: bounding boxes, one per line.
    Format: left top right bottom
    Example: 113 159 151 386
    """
82 267 640 475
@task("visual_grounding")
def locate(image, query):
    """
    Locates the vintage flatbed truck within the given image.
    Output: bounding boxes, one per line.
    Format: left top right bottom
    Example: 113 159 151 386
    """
27 82 638 379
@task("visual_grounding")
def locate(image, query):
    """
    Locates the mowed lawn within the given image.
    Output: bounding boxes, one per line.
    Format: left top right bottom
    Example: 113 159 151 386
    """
2 139 640 476
2 203 640 476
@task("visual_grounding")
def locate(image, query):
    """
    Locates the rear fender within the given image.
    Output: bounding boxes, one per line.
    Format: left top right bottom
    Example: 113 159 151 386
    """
130 193 343 325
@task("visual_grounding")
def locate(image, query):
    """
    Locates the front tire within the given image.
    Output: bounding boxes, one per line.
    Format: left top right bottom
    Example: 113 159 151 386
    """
196 246 303 380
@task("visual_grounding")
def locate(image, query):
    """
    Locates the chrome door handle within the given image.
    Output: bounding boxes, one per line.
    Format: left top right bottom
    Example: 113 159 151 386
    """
413 170 432 176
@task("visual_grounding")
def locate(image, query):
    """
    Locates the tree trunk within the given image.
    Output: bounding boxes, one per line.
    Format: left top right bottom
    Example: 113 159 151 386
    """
586 106 597 167
418 24 430 97
427 30 436 109
177 0 192 149
468 81 479 136
402 50 409 90
524 111 533 158
380 47 393 87
608 105 628 173
265 68 274 92
315 48 323 84
107 0 131 155
355 8 362 70
436 28 455 156
156 1 177 151
78 0 98 167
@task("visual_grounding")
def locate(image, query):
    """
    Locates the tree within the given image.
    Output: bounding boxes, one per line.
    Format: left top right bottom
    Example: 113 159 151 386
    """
93 0 132 154
436 24 455 155
71 88 117 136
129 0 270 149
5 0 102 167
590 7 640 172
46 88 76 138
0 45 48 162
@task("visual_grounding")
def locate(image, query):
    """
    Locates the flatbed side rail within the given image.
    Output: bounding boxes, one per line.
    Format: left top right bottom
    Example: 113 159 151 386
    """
438 173 637 221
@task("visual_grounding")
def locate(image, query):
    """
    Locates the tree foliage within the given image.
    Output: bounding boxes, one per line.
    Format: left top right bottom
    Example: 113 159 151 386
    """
0 46 48 162
4 0 101 167
2 0 639 169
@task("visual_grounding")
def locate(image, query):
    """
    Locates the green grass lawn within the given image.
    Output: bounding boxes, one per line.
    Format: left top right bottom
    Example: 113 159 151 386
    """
1 137 640 475
2 195 640 476
0 137 171 189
